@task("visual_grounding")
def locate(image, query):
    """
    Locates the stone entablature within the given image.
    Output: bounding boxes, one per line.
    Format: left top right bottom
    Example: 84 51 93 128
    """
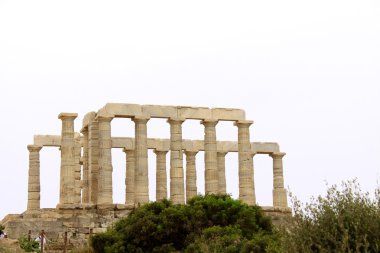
26 103 288 213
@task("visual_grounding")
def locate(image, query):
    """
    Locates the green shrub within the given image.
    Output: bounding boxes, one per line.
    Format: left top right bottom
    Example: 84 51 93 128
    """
90 194 278 253
18 235 39 252
282 180 380 253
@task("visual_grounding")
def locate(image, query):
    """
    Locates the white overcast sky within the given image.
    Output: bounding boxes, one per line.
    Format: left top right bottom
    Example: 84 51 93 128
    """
0 1 379 220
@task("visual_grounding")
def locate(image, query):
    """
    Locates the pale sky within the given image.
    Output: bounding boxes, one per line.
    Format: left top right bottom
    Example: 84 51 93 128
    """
0 1 379 220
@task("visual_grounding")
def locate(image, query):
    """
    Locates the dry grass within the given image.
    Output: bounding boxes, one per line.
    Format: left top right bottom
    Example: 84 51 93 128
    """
0 238 24 253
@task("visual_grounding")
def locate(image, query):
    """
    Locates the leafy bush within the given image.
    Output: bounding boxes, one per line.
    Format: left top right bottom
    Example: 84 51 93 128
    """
18 235 39 252
91 194 280 253
282 180 380 253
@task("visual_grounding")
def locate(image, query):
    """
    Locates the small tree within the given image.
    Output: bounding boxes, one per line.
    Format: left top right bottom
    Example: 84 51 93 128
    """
283 180 380 253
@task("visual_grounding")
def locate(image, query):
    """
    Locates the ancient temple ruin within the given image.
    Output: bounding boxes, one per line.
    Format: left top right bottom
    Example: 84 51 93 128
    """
2 103 291 249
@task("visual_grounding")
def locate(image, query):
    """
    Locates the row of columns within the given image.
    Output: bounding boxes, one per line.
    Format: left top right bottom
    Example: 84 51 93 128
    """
26 113 288 212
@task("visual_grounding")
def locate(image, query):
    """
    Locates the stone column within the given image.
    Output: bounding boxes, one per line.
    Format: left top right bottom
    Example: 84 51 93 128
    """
168 118 185 204
97 115 113 205
185 150 198 203
123 148 135 206
234 120 255 205
154 149 168 201
74 133 82 204
27 145 42 211
201 119 219 194
133 116 150 204
58 113 78 205
81 127 90 204
270 152 288 208
217 151 227 194
88 120 99 204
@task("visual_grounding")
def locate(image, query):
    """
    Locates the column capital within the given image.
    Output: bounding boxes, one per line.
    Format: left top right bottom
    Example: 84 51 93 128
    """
234 120 254 127
167 117 185 125
58 112 78 120
122 147 134 153
132 115 150 124
201 119 218 127
27 145 42 152
96 115 113 122
185 150 199 156
154 149 169 155
270 152 286 159
217 151 228 157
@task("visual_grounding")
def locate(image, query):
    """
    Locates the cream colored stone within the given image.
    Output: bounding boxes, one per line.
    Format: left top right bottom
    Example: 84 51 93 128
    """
123 148 135 206
211 108 246 121
81 127 90 204
177 106 211 119
133 116 150 204
168 118 185 204
217 152 228 194
27 145 42 211
154 149 168 200
270 152 288 208
202 119 219 194
97 116 113 205
185 150 198 202
33 134 280 155
88 120 99 204
58 113 78 205
142 105 177 118
235 120 255 205
82 111 96 129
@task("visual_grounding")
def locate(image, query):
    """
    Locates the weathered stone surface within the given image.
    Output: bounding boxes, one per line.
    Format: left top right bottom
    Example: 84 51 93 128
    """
3 103 291 252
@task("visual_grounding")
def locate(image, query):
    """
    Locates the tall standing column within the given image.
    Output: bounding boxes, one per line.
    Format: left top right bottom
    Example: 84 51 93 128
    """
97 115 113 205
27 145 42 212
133 116 150 204
58 113 78 205
217 151 227 194
123 148 135 206
234 120 255 205
202 119 219 194
81 127 90 204
154 149 168 201
88 120 99 204
168 118 185 204
74 133 82 204
185 150 198 203
270 152 288 208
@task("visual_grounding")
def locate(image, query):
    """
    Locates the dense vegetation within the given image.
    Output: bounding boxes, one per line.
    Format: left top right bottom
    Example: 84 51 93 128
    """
90 181 380 253
283 180 380 253
90 194 280 253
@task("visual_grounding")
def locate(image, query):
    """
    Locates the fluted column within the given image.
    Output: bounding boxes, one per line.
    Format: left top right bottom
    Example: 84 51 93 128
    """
154 149 168 201
74 133 82 204
88 120 99 204
217 151 227 194
168 118 185 204
185 150 198 203
133 116 150 204
58 113 78 205
81 127 90 204
234 120 255 205
123 148 135 206
201 119 219 194
270 152 288 208
97 116 113 205
27 145 42 211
